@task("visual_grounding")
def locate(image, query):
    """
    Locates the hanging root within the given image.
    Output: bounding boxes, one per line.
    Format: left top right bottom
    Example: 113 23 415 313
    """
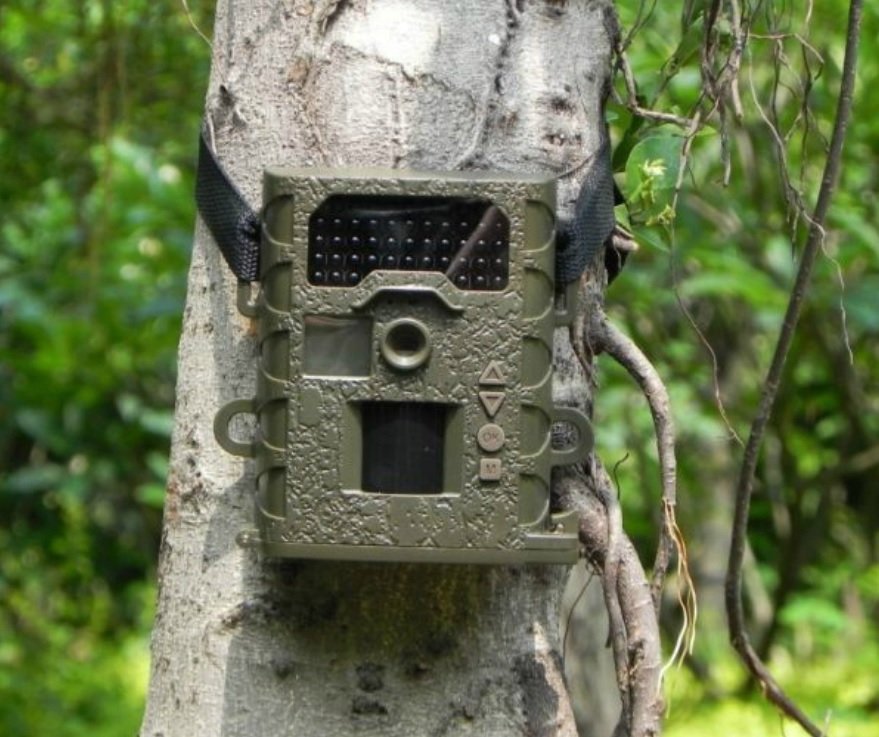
586 312 677 610
582 309 696 663
556 292 700 736
557 468 664 737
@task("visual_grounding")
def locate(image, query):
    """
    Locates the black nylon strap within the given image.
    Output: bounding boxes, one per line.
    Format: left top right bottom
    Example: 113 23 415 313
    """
195 126 612 285
195 130 262 282
554 131 616 284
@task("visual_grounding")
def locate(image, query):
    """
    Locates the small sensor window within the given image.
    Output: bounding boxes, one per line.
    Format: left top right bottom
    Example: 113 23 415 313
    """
302 316 372 377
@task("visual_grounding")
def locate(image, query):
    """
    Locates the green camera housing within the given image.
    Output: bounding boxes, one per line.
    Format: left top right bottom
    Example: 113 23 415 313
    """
214 168 592 564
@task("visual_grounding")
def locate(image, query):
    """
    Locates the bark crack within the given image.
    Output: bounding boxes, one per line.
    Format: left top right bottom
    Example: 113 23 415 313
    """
316 0 350 34
455 0 523 168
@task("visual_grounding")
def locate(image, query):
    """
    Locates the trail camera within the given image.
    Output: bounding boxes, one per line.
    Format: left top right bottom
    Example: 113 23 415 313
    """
213 168 592 564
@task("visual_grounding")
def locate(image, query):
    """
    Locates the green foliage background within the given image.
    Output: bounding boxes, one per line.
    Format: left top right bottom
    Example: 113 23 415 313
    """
0 1 210 733
0 1 875 735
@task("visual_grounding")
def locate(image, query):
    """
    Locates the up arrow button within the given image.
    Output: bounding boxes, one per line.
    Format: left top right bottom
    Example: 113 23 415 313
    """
479 361 506 386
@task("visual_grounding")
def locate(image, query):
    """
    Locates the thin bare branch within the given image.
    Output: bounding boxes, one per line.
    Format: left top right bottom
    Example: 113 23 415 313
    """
180 0 213 48
563 567 595 662
614 38 695 128
621 0 658 52
602 479 633 727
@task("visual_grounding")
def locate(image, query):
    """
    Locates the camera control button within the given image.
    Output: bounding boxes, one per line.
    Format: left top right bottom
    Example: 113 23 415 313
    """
478 391 506 418
479 361 506 386
479 457 503 481
477 423 506 452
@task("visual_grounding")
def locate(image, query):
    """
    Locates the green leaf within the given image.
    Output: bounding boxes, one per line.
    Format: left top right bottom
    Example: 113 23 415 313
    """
139 409 174 437
3 464 66 494
631 222 671 252
135 483 166 509
842 276 879 331
624 134 684 225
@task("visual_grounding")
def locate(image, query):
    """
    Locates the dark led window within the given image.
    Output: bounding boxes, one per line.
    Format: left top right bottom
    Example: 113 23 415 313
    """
307 195 510 291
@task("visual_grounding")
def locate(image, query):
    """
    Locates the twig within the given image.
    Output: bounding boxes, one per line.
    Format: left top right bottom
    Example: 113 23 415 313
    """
667 106 747 447
584 309 699 693
180 0 212 48
724 1 862 734
620 0 657 53
601 481 633 729
668 228 744 447
615 0 754 449
614 38 694 128
562 566 595 662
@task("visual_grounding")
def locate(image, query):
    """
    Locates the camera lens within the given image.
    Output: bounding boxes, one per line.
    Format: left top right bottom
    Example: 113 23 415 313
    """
381 319 431 371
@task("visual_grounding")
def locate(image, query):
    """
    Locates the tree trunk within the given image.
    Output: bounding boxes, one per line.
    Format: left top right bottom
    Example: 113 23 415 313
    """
142 1 617 735
562 562 622 735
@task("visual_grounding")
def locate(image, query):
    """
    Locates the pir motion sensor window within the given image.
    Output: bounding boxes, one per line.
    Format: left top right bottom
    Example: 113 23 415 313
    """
307 194 511 291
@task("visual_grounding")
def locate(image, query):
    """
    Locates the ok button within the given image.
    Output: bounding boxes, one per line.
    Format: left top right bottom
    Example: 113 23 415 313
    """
477 423 506 452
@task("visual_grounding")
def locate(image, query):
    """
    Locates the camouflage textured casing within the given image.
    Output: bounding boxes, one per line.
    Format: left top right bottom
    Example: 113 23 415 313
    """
214 168 592 564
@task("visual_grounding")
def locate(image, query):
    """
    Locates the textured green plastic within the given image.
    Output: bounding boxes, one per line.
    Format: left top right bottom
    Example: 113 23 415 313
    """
214 168 593 564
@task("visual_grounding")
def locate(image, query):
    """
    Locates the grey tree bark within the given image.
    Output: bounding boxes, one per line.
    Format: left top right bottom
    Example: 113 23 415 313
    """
142 1 619 735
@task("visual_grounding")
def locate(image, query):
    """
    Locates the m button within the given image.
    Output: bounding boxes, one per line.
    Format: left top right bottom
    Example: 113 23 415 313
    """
479 458 503 481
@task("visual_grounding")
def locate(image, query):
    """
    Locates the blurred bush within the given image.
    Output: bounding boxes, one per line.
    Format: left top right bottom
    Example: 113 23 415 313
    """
0 1 211 732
